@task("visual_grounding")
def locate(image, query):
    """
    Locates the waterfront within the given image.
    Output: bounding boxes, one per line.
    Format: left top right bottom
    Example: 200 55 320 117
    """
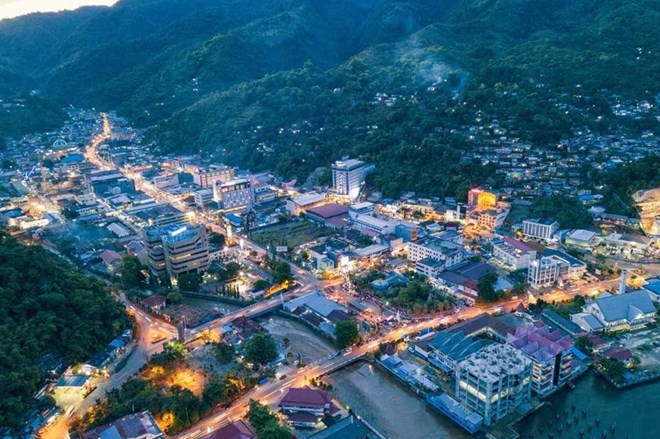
515 372 660 439
328 362 472 439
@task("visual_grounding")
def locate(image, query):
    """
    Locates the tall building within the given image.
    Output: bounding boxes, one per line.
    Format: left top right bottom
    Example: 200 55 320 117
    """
522 218 559 241
468 188 497 210
145 224 210 281
192 166 234 188
194 188 214 209
507 323 573 396
213 178 254 211
332 158 371 201
455 344 532 426
527 257 559 288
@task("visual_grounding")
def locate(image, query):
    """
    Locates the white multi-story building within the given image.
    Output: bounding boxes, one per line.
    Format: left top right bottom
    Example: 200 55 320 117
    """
522 218 559 241
527 257 559 287
407 237 465 268
351 214 397 236
213 178 254 211
455 344 532 426
477 209 508 231
193 188 214 208
491 237 537 270
332 158 370 201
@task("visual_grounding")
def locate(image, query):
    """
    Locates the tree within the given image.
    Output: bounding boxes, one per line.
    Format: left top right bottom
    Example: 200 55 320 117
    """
477 272 502 303
209 232 226 247
243 333 278 366
224 262 241 279
253 279 269 291
213 342 235 364
596 357 626 381
167 292 183 304
178 272 201 292
574 336 594 355
119 255 145 288
247 400 292 439
270 261 292 284
335 320 360 349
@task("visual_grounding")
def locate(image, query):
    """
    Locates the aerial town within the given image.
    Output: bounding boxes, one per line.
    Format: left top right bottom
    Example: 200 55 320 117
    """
0 107 658 439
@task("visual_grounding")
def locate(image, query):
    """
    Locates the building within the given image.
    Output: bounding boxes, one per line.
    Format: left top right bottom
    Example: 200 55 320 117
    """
145 224 210 281
491 237 537 270
565 229 598 249
577 290 656 331
82 411 164 439
407 236 465 268
332 158 371 201
351 214 397 236
194 188 214 208
522 218 559 241
200 420 254 439
85 169 135 196
308 415 374 439
192 166 234 188
286 191 326 215
528 250 587 288
415 257 445 278
306 204 349 228
477 209 508 231
254 185 277 204
507 322 573 396
279 387 340 428
455 344 532 426
468 188 497 210
128 203 195 228
213 178 254 211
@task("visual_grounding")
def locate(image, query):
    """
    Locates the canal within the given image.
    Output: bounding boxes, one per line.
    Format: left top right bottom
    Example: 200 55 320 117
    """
515 372 660 439
185 297 468 438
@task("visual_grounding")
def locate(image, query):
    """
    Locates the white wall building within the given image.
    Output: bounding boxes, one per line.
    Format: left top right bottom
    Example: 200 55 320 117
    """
213 178 254 211
522 218 559 241
332 158 369 201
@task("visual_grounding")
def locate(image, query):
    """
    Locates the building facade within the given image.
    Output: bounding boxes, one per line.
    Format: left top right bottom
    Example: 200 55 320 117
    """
522 218 559 241
145 224 210 281
455 344 532 426
192 166 234 188
213 178 254 211
332 158 369 201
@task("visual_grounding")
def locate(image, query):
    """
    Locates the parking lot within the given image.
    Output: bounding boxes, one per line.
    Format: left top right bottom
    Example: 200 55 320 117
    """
619 327 660 369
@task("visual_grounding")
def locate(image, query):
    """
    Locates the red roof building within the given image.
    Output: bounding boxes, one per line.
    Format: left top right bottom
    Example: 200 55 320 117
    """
201 420 254 439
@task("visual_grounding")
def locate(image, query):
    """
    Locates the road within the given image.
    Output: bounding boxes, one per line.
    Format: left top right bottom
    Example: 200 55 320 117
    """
41 296 176 439
174 298 523 439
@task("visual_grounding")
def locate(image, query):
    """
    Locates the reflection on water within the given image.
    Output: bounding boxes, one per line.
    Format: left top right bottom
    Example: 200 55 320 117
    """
328 362 471 439
516 372 660 439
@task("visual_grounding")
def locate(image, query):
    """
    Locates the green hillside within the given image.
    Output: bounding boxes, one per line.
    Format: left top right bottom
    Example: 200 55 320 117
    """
0 0 657 196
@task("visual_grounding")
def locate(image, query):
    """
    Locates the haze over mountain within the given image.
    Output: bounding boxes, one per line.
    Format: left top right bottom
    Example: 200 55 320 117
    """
0 0 658 197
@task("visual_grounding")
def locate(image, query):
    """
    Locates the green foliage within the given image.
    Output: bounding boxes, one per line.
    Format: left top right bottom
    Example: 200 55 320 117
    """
599 154 660 215
574 336 594 355
0 233 128 429
166 292 183 304
212 342 235 364
209 232 226 247
151 341 187 366
335 320 360 349
269 260 292 284
243 333 278 366
530 195 593 229
177 272 201 292
119 255 145 288
247 400 292 439
0 95 67 141
389 279 455 313
253 279 270 291
476 272 506 303
596 357 626 381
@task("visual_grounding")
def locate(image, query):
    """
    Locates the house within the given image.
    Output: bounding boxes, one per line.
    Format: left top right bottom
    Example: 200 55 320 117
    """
141 295 167 314
279 387 341 427
200 420 254 439
308 415 374 439
99 249 122 271
82 411 164 439
601 347 634 367
576 290 656 331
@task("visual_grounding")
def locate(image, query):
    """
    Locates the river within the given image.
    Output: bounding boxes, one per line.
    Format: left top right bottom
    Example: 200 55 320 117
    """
515 372 660 439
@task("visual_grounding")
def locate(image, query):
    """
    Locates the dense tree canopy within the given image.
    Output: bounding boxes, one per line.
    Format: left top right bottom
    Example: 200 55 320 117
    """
530 195 593 229
243 332 278 366
0 233 128 429
335 320 360 349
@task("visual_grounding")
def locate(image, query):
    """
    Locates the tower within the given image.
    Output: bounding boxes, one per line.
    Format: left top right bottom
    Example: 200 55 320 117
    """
619 269 628 295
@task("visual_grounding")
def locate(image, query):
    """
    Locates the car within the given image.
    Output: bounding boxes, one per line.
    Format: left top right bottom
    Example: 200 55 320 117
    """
279 374 287 380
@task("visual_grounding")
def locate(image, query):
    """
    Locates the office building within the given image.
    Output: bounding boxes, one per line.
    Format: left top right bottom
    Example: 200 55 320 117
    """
455 344 532 426
476 209 508 231
194 188 214 208
332 158 371 201
85 169 135 196
145 224 210 281
192 166 234 188
213 178 254 211
527 257 559 288
491 237 537 270
408 237 465 268
522 218 559 241
507 323 573 396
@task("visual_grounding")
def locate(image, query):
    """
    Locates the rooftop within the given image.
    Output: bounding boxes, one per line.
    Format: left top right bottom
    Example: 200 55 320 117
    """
201 420 254 439
459 343 531 382
592 290 656 323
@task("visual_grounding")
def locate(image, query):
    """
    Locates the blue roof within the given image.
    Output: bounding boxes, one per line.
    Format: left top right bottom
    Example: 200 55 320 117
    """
56 375 89 387
60 153 84 164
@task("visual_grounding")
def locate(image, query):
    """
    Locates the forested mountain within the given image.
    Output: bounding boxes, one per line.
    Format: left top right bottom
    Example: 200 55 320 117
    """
0 0 658 196
0 233 128 428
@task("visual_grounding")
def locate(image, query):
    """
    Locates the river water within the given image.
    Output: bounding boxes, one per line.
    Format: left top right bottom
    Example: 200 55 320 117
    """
515 372 660 439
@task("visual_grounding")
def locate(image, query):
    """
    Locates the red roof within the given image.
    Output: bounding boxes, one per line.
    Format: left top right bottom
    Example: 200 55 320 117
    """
603 347 632 361
306 204 349 219
202 420 254 439
503 237 535 253
280 387 333 410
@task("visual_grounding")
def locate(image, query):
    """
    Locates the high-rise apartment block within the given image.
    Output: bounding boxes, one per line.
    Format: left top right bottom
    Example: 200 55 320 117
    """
192 166 235 188
145 224 210 282
332 158 372 201
455 344 532 426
